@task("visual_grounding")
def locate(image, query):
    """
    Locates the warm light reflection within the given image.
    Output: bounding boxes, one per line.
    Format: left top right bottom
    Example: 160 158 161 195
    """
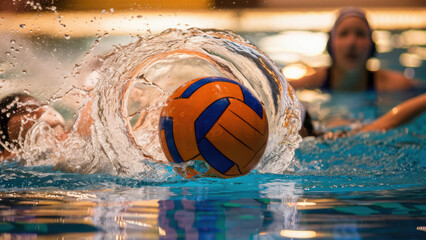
268 52 301 65
399 53 422 68
366 58 381 71
259 31 327 57
1 9 425 37
280 230 317 238
303 54 332 68
295 89 330 103
297 201 317 206
240 11 334 31
124 220 154 228
282 63 308 80
372 30 393 53
417 226 426 232
402 30 426 46
392 107 399 115
158 227 167 236
412 46 426 60
369 10 426 29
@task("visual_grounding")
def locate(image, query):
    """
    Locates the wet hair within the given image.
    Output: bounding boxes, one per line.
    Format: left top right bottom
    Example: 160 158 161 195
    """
0 93 36 152
326 7 377 61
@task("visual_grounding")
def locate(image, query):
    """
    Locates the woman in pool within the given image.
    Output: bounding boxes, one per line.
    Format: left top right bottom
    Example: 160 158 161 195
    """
290 7 419 92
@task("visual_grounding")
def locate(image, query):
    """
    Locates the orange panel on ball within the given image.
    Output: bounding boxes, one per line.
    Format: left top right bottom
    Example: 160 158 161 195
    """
217 99 268 150
205 123 256 166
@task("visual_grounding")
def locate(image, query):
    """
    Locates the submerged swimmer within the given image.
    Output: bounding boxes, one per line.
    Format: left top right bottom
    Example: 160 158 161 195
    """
0 94 66 160
290 7 421 92
0 93 92 161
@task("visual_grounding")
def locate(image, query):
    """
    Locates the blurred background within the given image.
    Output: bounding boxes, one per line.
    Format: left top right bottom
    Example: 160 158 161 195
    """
0 0 425 100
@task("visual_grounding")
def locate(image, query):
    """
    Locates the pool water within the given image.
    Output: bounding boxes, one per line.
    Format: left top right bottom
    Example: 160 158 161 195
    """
1 91 425 239
1 25 425 239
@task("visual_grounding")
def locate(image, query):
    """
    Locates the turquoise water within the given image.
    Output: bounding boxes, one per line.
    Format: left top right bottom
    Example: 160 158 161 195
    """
1 91 425 239
1 27 425 239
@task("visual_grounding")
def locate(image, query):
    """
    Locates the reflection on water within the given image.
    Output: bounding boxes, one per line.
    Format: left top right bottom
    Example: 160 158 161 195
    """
0 183 300 239
1 185 425 239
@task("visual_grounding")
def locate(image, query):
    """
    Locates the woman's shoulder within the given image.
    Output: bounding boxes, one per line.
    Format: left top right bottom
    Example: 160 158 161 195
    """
375 69 414 91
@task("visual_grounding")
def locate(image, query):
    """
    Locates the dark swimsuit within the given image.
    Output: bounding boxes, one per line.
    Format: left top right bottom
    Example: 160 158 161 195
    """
320 68 376 92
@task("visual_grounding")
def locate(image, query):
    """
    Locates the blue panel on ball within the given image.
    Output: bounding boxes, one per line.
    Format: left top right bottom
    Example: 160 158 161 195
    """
159 117 184 163
179 77 238 99
195 98 230 142
239 86 263 118
198 138 235 174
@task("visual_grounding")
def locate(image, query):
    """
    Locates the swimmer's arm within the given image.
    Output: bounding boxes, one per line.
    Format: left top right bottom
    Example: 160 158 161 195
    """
359 93 426 132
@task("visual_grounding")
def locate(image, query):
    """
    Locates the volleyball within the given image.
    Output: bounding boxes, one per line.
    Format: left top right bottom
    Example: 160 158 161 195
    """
159 77 268 178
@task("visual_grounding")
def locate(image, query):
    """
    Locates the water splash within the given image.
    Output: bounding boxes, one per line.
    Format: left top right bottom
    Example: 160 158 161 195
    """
15 28 302 178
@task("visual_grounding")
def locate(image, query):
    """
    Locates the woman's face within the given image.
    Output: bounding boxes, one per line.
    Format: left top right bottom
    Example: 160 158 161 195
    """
331 16 372 71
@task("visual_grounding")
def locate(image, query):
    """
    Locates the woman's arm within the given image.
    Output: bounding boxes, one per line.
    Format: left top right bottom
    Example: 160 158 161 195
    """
359 93 426 132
